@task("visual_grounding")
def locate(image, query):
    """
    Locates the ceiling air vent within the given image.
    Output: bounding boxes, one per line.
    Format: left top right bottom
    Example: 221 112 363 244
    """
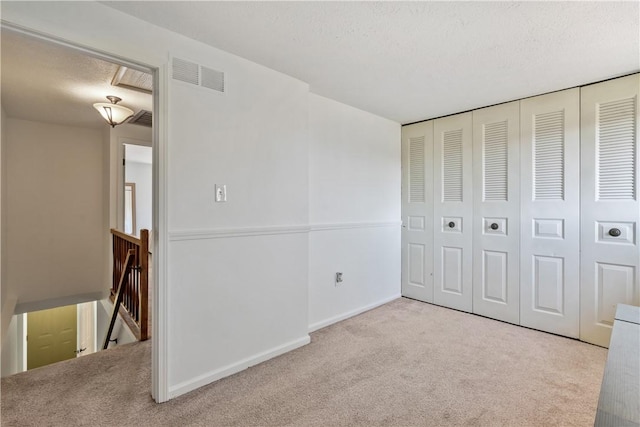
128 110 152 127
172 58 225 93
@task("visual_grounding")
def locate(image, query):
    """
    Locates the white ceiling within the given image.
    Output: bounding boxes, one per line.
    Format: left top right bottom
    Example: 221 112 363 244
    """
1 29 153 129
103 1 639 124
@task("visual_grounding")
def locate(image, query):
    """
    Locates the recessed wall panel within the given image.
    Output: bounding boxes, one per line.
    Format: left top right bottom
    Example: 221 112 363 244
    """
533 256 564 314
442 247 463 294
483 250 507 303
597 262 635 326
408 244 425 287
597 221 635 245
534 219 564 239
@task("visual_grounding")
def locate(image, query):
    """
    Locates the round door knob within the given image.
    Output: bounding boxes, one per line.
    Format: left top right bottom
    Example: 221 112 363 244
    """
490 223 499 230
609 228 621 237
448 221 455 228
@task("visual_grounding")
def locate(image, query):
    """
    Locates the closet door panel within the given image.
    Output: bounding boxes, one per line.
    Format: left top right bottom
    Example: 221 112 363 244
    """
581 74 640 347
520 88 580 338
472 101 520 324
433 113 473 312
401 121 434 303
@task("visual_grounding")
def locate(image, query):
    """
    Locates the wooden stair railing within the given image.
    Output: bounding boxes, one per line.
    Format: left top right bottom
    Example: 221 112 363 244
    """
110 228 150 341
103 249 135 350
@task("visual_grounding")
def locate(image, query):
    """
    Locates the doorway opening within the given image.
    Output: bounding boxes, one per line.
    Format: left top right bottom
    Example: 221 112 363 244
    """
1 24 159 391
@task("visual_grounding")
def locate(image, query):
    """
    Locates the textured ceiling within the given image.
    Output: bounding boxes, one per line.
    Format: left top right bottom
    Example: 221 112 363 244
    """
1 29 153 129
103 1 639 124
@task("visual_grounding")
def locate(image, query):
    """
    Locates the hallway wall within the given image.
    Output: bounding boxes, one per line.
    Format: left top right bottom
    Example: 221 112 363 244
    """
5 118 107 313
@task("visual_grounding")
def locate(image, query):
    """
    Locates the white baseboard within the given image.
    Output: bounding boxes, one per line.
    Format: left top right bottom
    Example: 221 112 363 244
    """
308 294 401 333
168 334 311 399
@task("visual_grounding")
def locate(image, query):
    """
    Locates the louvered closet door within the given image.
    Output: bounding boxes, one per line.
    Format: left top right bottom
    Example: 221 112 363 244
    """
520 88 580 338
581 74 640 347
401 121 434 303
433 113 473 312
472 102 520 324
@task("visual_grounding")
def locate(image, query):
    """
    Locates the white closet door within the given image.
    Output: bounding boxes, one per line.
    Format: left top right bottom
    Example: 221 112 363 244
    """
401 121 434 303
433 113 473 312
472 101 520 324
581 74 640 347
520 88 580 337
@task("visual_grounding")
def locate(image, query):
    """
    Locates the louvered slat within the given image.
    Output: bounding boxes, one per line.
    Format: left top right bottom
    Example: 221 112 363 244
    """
443 129 463 202
409 136 425 203
598 97 637 200
534 110 565 200
483 121 508 201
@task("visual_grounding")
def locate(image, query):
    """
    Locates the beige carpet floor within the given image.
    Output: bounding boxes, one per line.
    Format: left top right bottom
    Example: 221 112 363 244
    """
1 298 607 426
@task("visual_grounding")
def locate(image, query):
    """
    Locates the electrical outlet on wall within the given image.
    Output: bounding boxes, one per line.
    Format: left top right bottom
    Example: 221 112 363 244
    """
335 272 343 286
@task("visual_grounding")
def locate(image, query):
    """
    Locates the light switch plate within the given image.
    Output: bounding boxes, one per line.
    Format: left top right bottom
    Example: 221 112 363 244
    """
215 184 227 202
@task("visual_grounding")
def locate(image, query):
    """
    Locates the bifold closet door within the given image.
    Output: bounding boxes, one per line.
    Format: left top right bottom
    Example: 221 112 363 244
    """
581 74 640 347
401 121 434 303
472 102 520 324
520 88 580 338
433 113 473 312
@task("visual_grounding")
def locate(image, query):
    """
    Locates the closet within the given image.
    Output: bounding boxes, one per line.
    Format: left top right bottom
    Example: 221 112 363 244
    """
401 73 639 347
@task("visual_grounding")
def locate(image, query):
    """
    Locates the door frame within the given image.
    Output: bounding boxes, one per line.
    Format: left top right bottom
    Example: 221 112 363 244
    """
1 22 169 402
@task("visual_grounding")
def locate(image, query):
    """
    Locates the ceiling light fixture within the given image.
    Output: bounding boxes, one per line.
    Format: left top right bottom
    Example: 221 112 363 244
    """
93 96 134 127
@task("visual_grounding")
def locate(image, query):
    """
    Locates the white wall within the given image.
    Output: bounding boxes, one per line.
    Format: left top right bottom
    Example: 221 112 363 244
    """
308 94 401 330
166 51 310 398
5 118 107 313
125 160 152 235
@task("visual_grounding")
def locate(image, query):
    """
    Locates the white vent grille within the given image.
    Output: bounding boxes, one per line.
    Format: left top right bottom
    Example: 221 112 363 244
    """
172 58 225 93
534 111 565 200
483 121 508 201
172 58 199 85
597 97 636 200
201 66 225 92
443 129 463 202
409 136 425 203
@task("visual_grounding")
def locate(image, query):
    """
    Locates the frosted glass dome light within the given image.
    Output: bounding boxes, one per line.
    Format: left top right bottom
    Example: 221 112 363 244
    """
93 95 134 127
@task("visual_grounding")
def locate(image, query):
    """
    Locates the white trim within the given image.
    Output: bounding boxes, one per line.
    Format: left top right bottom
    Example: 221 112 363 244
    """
0 21 155 73
153 62 170 403
310 221 401 232
308 294 401 333
169 225 311 241
169 221 401 241
168 335 311 399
